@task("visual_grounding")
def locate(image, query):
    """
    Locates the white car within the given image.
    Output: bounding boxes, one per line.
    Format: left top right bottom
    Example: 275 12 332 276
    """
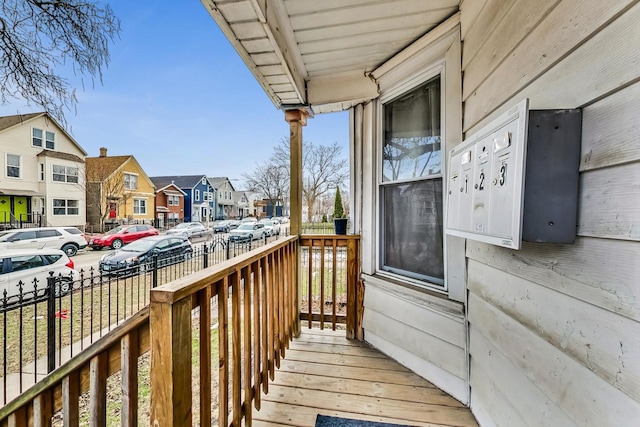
0 249 79 301
0 227 88 256
228 223 266 242
258 219 281 236
166 222 212 240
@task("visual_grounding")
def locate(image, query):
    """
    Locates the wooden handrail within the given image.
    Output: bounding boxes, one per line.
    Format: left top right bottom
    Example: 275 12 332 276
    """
0 307 150 425
0 234 362 426
150 236 299 426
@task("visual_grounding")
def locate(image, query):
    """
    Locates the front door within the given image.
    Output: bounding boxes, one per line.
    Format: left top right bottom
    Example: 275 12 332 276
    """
0 196 10 223
14 197 28 222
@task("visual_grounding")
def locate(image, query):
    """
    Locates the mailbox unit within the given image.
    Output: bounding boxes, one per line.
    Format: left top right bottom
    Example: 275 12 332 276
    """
445 99 581 249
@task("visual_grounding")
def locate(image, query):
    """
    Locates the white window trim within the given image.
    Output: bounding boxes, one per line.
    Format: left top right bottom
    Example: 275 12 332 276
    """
5 153 21 179
52 164 79 183
133 198 147 215
52 199 80 216
124 172 139 190
195 189 200 201
363 26 464 302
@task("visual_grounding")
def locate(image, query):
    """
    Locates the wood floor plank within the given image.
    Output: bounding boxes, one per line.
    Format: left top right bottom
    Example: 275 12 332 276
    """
253 400 469 427
288 340 388 358
299 328 346 338
283 349 411 372
271 371 465 407
297 331 359 345
277 359 438 387
260 384 478 426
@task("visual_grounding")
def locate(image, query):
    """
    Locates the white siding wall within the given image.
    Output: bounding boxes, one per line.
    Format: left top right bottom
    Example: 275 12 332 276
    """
460 0 640 425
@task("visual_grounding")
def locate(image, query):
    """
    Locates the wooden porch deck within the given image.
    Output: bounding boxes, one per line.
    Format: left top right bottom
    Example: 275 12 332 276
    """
253 329 478 427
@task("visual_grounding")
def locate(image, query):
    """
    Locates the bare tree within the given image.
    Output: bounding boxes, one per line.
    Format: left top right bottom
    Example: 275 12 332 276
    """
0 0 120 125
84 166 124 230
273 138 348 222
242 159 289 211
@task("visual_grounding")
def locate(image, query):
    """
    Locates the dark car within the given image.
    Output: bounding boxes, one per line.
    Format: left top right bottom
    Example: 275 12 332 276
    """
213 220 240 233
89 224 159 250
98 235 192 276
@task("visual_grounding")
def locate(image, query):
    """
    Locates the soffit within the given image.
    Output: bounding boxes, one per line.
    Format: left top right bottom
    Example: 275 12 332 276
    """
201 0 460 113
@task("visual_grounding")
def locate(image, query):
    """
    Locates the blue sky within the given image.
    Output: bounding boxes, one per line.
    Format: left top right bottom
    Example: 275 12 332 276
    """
0 0 349 184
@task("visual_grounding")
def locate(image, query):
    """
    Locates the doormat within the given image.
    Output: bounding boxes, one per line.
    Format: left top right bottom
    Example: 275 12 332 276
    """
315 415 414 427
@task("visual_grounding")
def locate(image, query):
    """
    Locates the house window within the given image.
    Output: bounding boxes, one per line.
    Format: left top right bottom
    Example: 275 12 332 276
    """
6 154 20 178
195 190 200 201
52 165 79 183
45 131 55 149
53 199 79 215
133 198 147 215
33 129 43 147
168 195 180 206
39 163 45 181
379 75 444 286
124 173 138 190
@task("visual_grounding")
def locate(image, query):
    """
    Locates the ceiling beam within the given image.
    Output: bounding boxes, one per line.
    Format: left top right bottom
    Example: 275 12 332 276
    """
307 71 379 107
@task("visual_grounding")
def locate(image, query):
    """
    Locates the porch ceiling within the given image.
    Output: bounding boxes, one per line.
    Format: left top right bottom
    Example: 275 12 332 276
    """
201 0 460 113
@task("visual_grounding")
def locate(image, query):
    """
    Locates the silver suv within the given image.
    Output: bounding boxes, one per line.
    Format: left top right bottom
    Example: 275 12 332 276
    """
0 227 88 256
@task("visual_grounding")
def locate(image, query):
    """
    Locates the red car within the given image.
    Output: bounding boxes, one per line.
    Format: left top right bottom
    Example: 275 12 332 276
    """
88 224 159 250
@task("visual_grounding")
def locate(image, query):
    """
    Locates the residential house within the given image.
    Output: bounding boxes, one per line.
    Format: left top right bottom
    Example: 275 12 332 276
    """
0 112 87 228
85 148 155 228
202 1 640 425
151 181 186 229
231 190 249 219
150 175 215 224
208 176 235 219
11 3 638 427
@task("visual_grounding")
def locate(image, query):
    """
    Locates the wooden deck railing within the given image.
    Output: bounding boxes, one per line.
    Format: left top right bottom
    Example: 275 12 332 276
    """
149 236 299 426
0 307 150 426
299 235 363 340
0 234 362 426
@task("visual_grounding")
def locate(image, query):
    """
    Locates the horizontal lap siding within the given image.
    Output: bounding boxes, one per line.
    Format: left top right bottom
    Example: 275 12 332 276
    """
461 0 640 425
362 284 467 403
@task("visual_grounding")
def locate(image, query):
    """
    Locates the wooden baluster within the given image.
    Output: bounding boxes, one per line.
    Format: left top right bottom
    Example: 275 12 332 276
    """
320 239 325 330
307 242 313 328
277 249 286 358
33 391 52 427
356 239 364 341
271 252 281 368
62 372 80 427
198 286 213 427
346 238 357 340
331 238 338 330
231 271 242 426
252 260 262 410
218 278 229 427
89 353 107 426
121 331 138 427
293 241 301 337
7 406 27 427
242 266 253 425
263 255 274 383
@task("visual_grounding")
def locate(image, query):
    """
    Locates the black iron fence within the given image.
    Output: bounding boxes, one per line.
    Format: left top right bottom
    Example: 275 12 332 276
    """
0 233 279 404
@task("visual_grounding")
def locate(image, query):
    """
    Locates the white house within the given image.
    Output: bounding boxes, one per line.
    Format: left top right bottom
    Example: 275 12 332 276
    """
204 1 639 425
0 113 87 228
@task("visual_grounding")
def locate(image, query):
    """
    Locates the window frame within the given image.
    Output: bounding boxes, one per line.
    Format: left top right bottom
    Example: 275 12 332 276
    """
32 128 43 148
45 131 55 150
377 71 445 289
133 198 147 215
6 154 21 179
52 199 80 216
52 164 79 183
124 173 138 190
365 24 465 304
195 189 200 201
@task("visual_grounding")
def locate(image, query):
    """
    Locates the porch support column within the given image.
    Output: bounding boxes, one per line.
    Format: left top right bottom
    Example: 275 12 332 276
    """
285 108 309 236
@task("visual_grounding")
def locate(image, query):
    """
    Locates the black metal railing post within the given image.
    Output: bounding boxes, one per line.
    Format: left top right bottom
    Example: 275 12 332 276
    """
226 239 231 260
46 273 56 373
152 254 159 288
203 243 209 269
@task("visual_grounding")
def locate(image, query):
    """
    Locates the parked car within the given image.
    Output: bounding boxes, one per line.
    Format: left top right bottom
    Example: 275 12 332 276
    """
0 249 78 301
166 222 212 240
89 224 158 250
0 226 87 257
99 235 192 276
258 219 281 236
213 220 239 233
240 217 258 223
228 223 265 242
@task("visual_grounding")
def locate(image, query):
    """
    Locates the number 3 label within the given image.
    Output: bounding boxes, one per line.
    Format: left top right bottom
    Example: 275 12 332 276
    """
499 163 507 186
